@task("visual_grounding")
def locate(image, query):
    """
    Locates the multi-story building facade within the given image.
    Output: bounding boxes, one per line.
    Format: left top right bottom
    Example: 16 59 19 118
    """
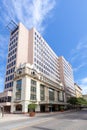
4 23 60 91
11 63 66 113
0 22 75 112
83 94 87 101
74 83 82 98
0 23 65 112
5 23 29 91
59 56 76 100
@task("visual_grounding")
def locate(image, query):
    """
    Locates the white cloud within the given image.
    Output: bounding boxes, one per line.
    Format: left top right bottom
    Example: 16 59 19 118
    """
73 63 87 72
1 0 56 33
0 0 56 92
0 65 6 92
80 78 87 84
0 35 8 59
0 35 8 92
0 77 4 92
77 77 87 94
70 36 87 73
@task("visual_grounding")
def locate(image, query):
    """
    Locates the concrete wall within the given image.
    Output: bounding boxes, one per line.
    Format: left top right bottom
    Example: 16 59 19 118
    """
16 23 29 67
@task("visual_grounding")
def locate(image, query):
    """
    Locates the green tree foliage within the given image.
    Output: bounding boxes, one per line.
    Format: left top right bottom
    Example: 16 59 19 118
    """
67 97 87 106
67 97 78 105
77 97 87 105
28 102 37 112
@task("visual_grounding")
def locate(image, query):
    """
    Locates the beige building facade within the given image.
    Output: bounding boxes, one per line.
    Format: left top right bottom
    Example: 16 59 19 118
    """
59 56 76 100
83 95 87 101
74 83 82 98
11 63 66 113
0 22 75 112
5 23 60 92
0 91 12 112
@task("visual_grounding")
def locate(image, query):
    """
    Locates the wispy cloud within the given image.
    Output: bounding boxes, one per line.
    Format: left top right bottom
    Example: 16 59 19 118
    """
0 0 56 33
70 36 87 72
0 35 8 60
0 0 56 92
73 63 87 72
0 35 8 92
77 77 87 94
0 65 6 92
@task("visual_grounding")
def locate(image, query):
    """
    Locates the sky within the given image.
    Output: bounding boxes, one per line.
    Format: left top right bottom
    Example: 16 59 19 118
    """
0 0 87 94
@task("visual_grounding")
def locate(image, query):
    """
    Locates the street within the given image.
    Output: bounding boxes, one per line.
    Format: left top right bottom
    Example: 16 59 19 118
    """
0 109 87 130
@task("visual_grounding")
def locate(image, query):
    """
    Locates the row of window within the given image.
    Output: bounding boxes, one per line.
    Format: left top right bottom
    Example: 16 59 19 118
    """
30 80 64 101
15 79 64 102
8 48 17 57
5 74 14 82
34 47 58 68
10 31 18 41
0 96 11 103
8 43 17 57
7 60 16 69
35 44 57 58
5 81 13 89
9 37 18 46
6 67 15 75
8 54 16 63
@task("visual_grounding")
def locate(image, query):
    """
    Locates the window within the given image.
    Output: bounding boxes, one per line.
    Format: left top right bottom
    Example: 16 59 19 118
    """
58 91 64 102
40 84 45 101
31 80 36 85
30 80 36 100
49 88 54 101
16 80 22 100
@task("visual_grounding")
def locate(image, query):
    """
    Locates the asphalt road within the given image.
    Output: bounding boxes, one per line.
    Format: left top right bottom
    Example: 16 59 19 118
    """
0 110 87 130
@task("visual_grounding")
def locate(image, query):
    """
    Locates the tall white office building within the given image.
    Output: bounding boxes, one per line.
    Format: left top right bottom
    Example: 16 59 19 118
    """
4 23 60 91
0 22 75 113
59 56 76 100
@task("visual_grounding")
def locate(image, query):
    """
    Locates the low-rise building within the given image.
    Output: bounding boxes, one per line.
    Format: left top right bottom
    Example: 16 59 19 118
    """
83 94 87 101
0 91 12 112
11 63 67 113
74 83 82 98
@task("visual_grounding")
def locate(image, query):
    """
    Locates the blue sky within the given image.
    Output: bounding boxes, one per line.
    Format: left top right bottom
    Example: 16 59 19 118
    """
0 0 87 94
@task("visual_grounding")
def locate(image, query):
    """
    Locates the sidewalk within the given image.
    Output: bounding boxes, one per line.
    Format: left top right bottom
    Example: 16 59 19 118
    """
0 110 77 122
0 113 30 122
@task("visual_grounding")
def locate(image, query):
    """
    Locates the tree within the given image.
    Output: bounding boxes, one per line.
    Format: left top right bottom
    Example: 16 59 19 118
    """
28 102 37 112
67 97 78 106
77 97 87 106
28 102 37 117
67 97 87 109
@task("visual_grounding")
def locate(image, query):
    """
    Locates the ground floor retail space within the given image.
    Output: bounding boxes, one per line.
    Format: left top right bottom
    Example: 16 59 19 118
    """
11 103 67 113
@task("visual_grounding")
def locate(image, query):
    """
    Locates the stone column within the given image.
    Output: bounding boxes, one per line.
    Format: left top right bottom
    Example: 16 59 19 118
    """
36 82 40 102
35 104 40 112
45 87 49 103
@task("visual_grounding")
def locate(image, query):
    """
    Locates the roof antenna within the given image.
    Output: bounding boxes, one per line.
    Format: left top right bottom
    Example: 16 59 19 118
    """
6 20 18 32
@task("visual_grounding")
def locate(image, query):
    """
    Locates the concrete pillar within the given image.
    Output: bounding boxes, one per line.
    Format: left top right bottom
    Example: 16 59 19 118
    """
22 101 29 113
11 103 15 113
45 104 49 112
64 92 66 102
55 104 58 111
54 90 57 102
35 104 40 112
21 76 30 101
45 87 49 103
36 82 40 102
59 91 63 101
